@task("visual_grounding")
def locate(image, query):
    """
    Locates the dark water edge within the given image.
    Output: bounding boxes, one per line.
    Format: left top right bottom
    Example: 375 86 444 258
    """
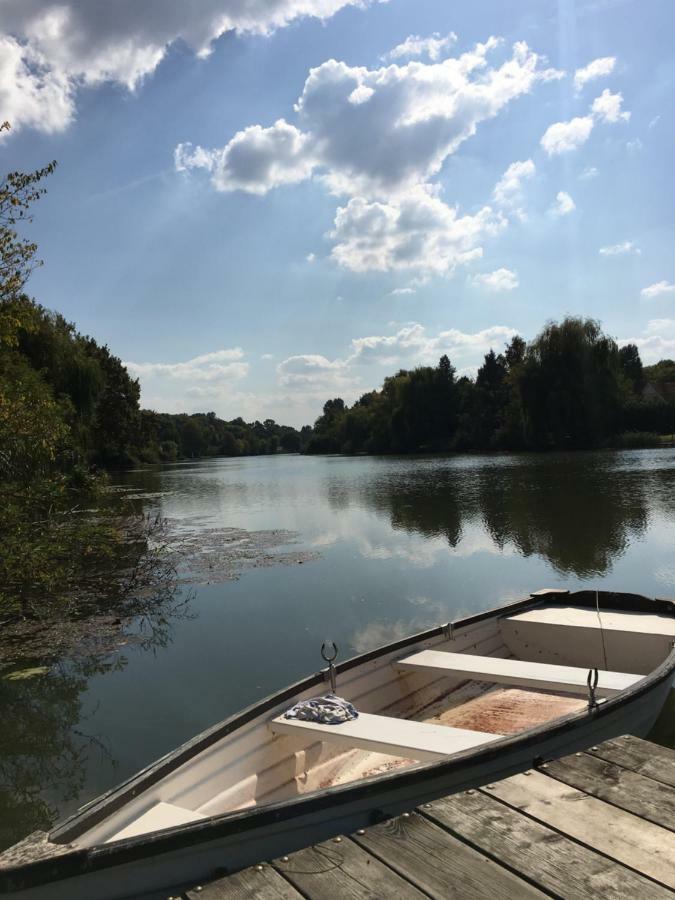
1 448 674 850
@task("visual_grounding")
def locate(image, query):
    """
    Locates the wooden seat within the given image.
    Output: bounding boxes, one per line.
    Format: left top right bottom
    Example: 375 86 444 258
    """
396 650 641 697
106 802 206 843
269 712 500 762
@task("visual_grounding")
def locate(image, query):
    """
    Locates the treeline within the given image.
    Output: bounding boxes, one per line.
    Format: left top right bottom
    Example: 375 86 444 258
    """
0 134 304 621
306 318 675 454
1 294 305 472
139 411 310 463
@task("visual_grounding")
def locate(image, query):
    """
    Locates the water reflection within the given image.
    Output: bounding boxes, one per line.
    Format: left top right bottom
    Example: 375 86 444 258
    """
476 458 649 576
4 449 674 852
0 658 120 849
335 453 657 577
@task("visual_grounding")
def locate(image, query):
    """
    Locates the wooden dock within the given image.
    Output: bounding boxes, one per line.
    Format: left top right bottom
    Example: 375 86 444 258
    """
176 735 675 899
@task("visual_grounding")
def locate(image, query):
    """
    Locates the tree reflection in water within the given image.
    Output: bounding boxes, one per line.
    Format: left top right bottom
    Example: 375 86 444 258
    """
0 547 192 851
343 454 651 578
477 457 649 576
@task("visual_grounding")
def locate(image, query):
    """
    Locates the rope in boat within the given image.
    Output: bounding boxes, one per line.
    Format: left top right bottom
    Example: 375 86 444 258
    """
595 588 609 671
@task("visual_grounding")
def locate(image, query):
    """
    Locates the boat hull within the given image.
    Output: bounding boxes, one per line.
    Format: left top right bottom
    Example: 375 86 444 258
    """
3 589 674 900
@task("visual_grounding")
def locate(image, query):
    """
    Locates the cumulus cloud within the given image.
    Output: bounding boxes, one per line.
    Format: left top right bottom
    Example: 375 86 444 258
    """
579 166 599 180
471 268 519 291
0 0 368 134
541 115 594 155
329 186 506 275
541 89 629 156
573 56 616 92
176 120 316 194
493 159 535 208
124 348 248 381
348 322 518 367
123 347 252 418
276 354 354 388
382 31 457 62
599 241 640 256
276 322 519 397
620 320 675 363
641 281 675 299
549 191 575 217
591 89 630 123
492 159 535 220
183 38 560 198
178 39 561 273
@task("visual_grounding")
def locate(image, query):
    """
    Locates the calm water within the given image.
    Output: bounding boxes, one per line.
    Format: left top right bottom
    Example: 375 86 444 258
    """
3 449 675 846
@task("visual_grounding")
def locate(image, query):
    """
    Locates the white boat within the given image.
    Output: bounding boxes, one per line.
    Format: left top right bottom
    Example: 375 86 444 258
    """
2 588 674 900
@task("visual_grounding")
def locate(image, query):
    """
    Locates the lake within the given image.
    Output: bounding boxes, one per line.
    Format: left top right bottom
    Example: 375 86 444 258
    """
3 448 675 848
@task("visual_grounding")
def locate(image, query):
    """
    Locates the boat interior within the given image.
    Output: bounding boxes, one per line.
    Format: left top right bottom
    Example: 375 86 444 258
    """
70 597 675 847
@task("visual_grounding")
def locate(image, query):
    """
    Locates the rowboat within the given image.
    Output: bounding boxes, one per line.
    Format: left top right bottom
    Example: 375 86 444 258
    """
2 588 675 900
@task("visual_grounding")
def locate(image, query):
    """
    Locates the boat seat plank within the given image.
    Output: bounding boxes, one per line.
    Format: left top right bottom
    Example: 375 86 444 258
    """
105 802 206 843
505 606 675 637
269 712 501 762
396 650 641 697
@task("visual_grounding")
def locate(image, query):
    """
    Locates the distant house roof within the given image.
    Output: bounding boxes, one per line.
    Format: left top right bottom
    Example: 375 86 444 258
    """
642 382 675 403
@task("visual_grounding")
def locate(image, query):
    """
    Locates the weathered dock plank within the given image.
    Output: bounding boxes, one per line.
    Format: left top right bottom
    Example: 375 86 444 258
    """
184 864 302 899
180 736 675 900
273 837 427 899
423 788 673 899
352 810 546 898
587 734 675 788
486 768 675 889
544 751 675 831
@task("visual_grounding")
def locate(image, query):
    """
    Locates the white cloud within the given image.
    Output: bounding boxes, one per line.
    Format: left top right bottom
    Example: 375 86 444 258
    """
599 241 640 256
383 31 457 62
329 186 506 275
124 348 247 381
175 119 316 194
176 38 562 275
275 322 518 398
348 322 518 367
261 353 275 360
493 159 535 215
591 88 630 123
124 347 253 417
0 0 370 134
541 89 629 156
626 138 643 153
573 56 616 92
579 166 599 180
306 252 316 262
178 39 560 277
390 287 416 295
471 268 519 291
649 115 660 129
0 33 75 135
549 191 575 217
276 354 355 389
620 320 675 363
541 115 594 155
641 281 675 299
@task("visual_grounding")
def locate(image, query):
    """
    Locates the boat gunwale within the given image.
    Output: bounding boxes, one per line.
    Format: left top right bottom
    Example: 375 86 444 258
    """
2 589 674 893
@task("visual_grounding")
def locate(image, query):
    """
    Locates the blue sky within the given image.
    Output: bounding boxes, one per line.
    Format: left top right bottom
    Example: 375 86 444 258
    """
1 0 674 426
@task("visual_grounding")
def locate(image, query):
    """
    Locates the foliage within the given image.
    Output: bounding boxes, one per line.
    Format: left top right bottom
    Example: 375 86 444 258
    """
0 123 56 308
138 410 306 462
306 317 675 455
644 359 675 384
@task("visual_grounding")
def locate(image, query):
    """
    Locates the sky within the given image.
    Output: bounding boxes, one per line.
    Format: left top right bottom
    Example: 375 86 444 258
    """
1 0 674 427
